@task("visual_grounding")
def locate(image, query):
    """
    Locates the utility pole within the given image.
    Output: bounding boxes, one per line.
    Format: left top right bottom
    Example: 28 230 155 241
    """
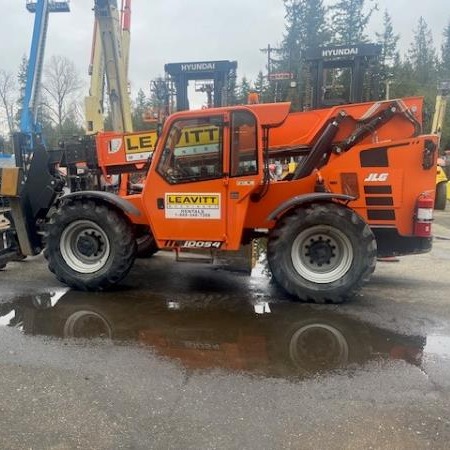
260 44 273 77
260 44 283 102
385 79 392 100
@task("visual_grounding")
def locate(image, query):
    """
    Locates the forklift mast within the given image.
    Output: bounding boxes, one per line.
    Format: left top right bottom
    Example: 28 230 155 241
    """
304 43 382 109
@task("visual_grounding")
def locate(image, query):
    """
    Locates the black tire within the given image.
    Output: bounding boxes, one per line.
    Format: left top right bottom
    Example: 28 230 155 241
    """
267 203 377 304
44 200 137 291
435 182 447 210
136 232 159 258
282 319 352 374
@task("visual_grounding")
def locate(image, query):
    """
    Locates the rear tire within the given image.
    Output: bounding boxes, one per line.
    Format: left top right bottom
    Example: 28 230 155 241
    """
435 182 447 210
267 203 377 303
44 200 137 291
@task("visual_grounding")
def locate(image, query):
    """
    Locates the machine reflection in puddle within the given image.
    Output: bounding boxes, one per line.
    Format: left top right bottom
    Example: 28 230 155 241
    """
0 289 428 379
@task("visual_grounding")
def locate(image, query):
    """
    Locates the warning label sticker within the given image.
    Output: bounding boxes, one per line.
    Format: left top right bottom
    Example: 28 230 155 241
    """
165 193 221 219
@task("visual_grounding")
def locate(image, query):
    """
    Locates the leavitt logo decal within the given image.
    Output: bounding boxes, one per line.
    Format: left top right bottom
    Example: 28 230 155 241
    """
124 132 157 162
165 193 221 219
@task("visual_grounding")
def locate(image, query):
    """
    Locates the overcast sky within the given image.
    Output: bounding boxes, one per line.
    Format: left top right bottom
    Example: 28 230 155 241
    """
0 0 449 103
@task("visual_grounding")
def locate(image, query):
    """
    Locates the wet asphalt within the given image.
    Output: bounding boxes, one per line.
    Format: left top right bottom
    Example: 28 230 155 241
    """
1 212 450 449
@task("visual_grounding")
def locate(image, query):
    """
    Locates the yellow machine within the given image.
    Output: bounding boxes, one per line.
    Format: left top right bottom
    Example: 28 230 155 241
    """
84 0 133 134
432 81 450 210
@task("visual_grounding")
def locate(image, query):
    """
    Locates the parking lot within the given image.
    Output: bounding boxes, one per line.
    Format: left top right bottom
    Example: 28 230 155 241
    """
0 209 450 449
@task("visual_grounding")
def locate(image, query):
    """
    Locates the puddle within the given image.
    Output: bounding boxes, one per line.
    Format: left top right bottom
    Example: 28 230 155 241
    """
0 289 428 379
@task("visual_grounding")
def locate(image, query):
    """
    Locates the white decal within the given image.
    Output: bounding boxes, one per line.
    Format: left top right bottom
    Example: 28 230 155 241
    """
181 63 216 72
181 241 222 248
322 47 358 57
109 138 122 154
364 173 389 182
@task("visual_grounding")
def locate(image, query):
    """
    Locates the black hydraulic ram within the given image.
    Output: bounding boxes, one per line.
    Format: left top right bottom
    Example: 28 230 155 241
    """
292 110 347 180
333 101 422 154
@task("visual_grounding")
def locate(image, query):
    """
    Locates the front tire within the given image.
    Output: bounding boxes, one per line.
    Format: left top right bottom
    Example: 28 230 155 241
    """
267 203 377 303
136 232 159 258
45 200 137 291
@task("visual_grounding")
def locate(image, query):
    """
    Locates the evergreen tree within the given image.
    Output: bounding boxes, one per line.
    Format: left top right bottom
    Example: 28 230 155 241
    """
253 71 269 102
283 0 329 56
330 0 377 45
406 17 438 132
376 10 399 69
238 77 251 104
408 17 437 85
375 9 400 99
441 21 450 78
149 77 171 122
280 0 329 108
226 73 238 106
439 21 450 150
132 88 150 131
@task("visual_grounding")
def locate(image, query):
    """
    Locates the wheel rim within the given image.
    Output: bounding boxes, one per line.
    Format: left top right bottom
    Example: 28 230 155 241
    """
63 310 112 339
60 220 111 274
289 323 349 371
291 225 353 284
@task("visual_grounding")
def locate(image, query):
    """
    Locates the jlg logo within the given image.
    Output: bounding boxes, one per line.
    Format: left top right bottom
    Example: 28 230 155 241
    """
364 173 389 182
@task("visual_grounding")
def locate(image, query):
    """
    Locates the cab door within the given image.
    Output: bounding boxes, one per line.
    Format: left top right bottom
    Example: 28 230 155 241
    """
145 110 262 251
225 110 262 248
145 114 230 250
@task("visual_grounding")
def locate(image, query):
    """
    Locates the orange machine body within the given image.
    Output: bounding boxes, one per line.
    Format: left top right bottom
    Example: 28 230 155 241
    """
124 98 437 254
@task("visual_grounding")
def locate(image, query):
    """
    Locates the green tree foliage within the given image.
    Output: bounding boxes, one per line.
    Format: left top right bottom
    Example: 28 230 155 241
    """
387 17 439 137
283 0 329 56
406 17 438 132
408 17 437 86
132 88 150 131
280 0 329 108
376 9 400 99
441 21 450 78
439 22 450 150
376 10 399 67
39 108 84 149
237 76 251 104
330 0 377 45
253 71 269 102
226 73 238 106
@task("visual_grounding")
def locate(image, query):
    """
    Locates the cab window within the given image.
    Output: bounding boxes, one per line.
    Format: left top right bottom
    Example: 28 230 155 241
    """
230 111 258 177
157 116 224 184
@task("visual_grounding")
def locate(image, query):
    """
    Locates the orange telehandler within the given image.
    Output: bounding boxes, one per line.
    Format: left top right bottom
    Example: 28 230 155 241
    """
1 95 437 303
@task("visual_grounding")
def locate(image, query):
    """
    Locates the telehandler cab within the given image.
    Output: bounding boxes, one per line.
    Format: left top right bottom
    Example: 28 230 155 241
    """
1 97 438 303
